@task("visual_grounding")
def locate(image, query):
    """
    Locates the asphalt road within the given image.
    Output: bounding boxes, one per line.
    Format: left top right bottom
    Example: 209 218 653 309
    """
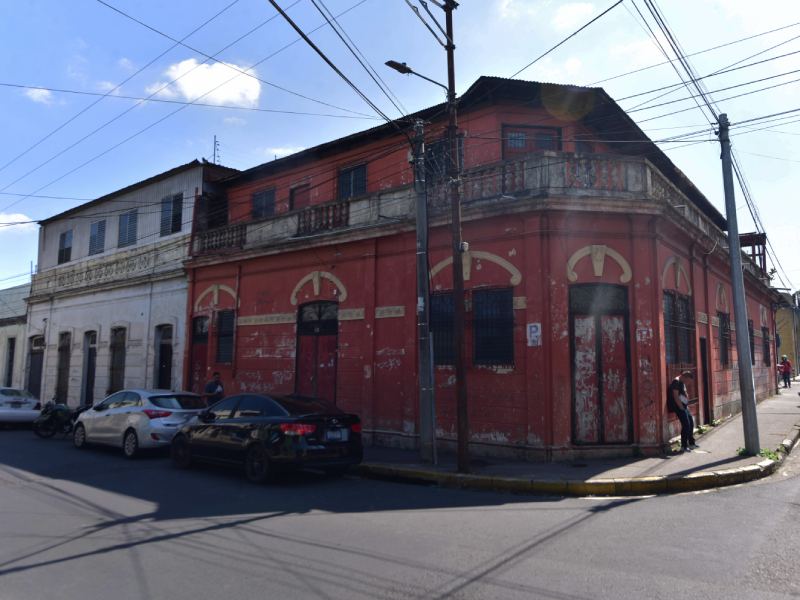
1 429 799 600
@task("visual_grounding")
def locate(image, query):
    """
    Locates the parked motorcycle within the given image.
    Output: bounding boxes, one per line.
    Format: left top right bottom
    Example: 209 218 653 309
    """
32 402 87 438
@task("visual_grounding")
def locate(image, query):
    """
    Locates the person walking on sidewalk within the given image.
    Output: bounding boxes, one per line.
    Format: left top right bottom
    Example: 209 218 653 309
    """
668 370 696 452
780 356 792 389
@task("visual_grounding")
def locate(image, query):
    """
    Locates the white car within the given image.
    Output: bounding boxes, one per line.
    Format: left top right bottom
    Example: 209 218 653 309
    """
0 388 40 423
73 389 205 458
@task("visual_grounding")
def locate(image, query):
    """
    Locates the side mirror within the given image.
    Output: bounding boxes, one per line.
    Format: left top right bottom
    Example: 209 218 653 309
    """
93 405 104 412
200 411 216 423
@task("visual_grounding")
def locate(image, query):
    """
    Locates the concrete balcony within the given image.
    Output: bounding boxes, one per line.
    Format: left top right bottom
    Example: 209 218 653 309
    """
189 151 739 270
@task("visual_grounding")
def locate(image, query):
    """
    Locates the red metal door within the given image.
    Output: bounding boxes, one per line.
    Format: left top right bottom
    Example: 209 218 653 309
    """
190 317 209 394
296 302 338 402
570 285 632 445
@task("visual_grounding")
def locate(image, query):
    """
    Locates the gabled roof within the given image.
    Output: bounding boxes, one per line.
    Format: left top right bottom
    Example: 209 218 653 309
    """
0 283 30 321
39 159 239 225
226 75 726 230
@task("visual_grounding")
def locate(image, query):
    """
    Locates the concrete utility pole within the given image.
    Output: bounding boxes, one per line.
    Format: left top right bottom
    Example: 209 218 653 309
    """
443 0 469 474
412 118 437 463
717 113 760 455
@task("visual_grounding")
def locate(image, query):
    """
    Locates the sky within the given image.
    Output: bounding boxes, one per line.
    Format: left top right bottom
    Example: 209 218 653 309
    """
0 0 798 292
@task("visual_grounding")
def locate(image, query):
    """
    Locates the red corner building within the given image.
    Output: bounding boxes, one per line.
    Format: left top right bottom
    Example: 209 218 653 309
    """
184 77 779 459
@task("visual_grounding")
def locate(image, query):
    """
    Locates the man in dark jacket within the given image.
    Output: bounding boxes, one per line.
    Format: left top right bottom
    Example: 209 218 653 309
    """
668 370 696 452
204 372 224 406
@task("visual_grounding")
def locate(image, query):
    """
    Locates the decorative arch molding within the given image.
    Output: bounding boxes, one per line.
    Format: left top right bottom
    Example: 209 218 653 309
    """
194 284 238 313
715 283 729 312
566 244 632 283
290 271 348 306
430 250 522 286
661 256 692 295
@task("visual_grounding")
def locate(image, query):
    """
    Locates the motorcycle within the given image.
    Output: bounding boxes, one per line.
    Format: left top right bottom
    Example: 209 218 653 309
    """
32 402 87 438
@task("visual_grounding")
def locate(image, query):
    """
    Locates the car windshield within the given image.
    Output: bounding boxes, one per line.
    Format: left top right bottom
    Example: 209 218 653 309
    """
149 395 205 410
0 389 34 399
274 396 340 416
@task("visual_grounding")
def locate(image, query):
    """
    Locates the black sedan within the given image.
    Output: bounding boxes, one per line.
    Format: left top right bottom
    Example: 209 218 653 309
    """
170 394 363 483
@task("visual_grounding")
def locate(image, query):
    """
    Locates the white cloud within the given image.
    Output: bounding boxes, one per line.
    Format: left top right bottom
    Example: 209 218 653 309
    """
0 213 37 234
496 0 541 20
223 116 247 126
96 81 121 95
552 3 595 32
24 88 54 105
117 57 135 71
526 56 584 82
146 59 261 107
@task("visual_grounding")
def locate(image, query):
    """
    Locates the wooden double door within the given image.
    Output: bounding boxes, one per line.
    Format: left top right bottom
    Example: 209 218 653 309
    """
295 302 338 403
570 284 633 445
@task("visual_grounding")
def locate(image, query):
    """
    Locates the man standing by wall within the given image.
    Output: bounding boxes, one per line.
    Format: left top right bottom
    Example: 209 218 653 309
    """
204 372 224 406
780 356 793 389
668 370 696 453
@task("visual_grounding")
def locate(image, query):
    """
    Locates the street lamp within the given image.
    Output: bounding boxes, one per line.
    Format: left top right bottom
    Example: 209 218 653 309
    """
385 0 470 473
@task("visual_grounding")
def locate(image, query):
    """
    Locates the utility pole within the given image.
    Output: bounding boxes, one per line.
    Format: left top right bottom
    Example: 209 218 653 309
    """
412 118 437 463
212 135 219 164
717 113 760 455
444 0 469 473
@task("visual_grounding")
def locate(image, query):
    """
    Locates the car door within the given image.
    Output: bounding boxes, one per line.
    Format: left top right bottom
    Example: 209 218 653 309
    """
106 391 141 446
85 392 123 444
224 395 274 461
189 396 240 461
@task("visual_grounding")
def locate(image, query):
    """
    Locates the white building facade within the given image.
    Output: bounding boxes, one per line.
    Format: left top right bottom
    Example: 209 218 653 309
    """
0 284 30 391
26 160 236 406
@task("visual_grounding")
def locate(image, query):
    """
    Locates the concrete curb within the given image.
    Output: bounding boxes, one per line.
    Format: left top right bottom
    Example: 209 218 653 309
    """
357 423 800 497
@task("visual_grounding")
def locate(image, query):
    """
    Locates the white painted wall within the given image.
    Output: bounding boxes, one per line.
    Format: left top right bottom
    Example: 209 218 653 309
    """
25 165 207 406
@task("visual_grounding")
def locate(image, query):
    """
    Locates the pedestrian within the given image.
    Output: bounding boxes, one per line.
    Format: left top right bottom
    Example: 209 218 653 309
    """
780 356 792 389
667 370 696 452
204 371 225 406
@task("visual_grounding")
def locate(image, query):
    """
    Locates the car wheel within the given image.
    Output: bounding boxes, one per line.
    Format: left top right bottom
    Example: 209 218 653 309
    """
73 424 87 449
122 429 139 459
171 435 192 469
244 444 271 484
33 420 56 438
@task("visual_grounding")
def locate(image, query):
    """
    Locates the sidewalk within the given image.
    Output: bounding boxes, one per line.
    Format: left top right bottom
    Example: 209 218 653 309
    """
358 386 800 496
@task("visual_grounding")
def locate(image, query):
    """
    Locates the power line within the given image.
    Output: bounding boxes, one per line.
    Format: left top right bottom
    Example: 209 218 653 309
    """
589 18 800 86
95 0 373 118
0 82 383 121
310 0 408 118
0 0 243 181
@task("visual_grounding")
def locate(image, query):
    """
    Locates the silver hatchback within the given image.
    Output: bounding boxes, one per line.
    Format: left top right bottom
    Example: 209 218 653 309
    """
73 389 205 458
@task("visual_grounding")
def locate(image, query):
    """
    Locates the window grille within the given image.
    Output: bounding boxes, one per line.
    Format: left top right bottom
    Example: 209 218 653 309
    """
430 293 454 365
473 289 514 365
216 310 235 363
762 327 771 366
718 312 731 368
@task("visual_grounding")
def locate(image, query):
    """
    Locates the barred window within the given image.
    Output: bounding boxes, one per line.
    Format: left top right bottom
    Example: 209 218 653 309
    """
252 188 275 220
718 312 731 368
473 289 514 365
216 310 235 363
664 292 694 365
430 293 454 366
762 327 771 366
748 320 755 366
